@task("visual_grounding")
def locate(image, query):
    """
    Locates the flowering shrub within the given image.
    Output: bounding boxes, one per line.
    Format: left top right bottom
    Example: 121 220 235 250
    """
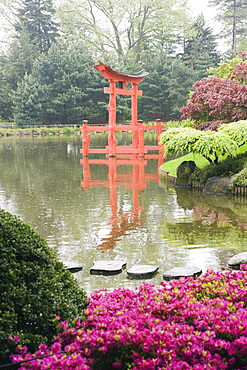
11 268 247 369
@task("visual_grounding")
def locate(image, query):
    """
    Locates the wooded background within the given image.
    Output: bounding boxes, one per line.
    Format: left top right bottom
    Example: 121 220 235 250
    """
0 0 246 126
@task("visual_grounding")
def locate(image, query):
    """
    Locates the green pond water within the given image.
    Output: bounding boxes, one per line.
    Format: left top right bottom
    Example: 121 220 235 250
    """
0 134 247 294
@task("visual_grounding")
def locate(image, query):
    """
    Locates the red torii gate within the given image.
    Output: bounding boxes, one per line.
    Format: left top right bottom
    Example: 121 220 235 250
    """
80 62 164 157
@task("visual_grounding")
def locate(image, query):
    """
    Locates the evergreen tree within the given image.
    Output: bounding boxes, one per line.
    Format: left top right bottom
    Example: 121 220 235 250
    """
0 55 14 120
13 42 108 126
4 30 39 90
139 54 198 120
209 0 247 53
15 0 60 54
13 73 44 126
167 60 198 117
182 15 221 80
139 55 171 120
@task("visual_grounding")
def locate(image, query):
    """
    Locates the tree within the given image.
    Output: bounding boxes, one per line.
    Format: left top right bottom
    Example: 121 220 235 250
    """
180 76 247 124
15 0 60 54
57 0 192 68
207 54 244 78
13 73 44 126
159 127 238 163
182 15 221 80
209 0 247 53
13 42 108 126
138 53 198 121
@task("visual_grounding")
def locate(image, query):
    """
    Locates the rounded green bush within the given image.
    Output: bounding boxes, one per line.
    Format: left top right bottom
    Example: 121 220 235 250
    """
0 209 88 365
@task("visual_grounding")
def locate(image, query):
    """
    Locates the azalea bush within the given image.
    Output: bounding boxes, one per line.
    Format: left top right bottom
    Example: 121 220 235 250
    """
0 209 88 365
11 268 247 369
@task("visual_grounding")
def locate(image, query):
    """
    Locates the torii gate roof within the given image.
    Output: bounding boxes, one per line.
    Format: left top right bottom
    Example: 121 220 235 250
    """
94 62 149 83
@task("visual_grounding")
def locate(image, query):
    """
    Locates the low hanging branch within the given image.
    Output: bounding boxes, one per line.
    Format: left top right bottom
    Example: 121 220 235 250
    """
159 128 238 164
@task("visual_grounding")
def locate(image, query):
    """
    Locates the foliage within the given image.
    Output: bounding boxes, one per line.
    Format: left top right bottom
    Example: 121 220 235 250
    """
0 209 88 365
207 56 244 79
57 0 191 67
230 167 247 188
182 15 221 80
159 127 238 163
190 152 247 184
15 0 59 54
12 42 108 126
219 120 247 146
161 153 208 176
13 74 45 126
195 120 228 131
12 268 247 369
165 119 196 129
208 0 247 53
230 61 247 84
139 55 199 120
180 76 247 124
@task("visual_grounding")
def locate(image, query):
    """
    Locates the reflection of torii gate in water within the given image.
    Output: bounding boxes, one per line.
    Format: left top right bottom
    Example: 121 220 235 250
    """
80 62 165 157
80 154 164 250
80 62 165 249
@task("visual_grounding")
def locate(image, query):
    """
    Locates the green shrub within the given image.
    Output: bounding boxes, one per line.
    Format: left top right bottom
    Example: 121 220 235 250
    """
230 166 247 188
0 209 88 365
190 152 247 184
165 119 196 129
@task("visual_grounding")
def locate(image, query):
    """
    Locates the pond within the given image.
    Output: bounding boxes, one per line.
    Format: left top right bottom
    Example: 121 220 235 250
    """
1 133 247 294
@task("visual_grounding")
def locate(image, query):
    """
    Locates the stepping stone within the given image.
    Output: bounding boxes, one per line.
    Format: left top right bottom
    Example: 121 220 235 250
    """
228 252 247 269
127 264 159 279
90 260 127 275
63 262 83 273
163 266 202 281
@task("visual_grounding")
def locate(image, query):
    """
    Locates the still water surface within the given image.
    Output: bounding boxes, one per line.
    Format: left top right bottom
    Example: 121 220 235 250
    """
1 134 247 294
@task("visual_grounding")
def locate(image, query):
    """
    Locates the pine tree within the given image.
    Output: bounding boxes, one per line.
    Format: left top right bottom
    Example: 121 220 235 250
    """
13 42 108 126
182 15 221 80
13 73 45 126
15 0 59 54
209 0 247 53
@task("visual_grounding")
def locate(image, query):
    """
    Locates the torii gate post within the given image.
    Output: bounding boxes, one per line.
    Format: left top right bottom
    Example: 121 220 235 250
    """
94 62 148 156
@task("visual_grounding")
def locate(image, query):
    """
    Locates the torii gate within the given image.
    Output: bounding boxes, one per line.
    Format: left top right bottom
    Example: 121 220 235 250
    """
80 62 164 157
95 61 148 143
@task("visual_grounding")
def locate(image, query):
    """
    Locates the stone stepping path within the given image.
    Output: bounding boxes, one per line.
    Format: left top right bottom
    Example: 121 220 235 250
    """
127 264 159 279
90 260 127 275
63 262 83 273
228 252 247 269
163 266 202 281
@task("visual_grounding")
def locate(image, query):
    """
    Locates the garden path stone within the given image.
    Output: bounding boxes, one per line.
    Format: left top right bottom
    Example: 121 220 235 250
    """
228 252 247 269
163 266 202 281
127 264 159 279
63 262 83 273
90 260 127 275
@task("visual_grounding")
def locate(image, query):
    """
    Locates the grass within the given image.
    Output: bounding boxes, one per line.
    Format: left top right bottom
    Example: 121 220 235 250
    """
161 153 209 176
161 143 247 176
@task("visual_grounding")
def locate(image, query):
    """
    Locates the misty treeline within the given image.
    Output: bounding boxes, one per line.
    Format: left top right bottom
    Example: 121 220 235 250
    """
0 0 246 126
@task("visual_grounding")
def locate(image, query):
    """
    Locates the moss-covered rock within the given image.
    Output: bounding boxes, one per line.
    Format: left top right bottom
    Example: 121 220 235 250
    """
0 209 87 365
176 161 196 187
